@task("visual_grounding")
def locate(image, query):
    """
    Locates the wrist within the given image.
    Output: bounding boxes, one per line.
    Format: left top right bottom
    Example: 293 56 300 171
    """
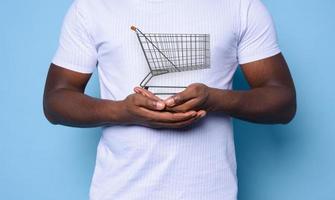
205 87 218 112
105 100 128 125
206 87 235 113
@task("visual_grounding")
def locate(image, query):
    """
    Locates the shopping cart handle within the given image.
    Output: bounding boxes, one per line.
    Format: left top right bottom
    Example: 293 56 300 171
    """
131 26 137 31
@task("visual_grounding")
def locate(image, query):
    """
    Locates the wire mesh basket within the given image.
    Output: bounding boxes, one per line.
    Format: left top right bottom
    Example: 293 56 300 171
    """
131 26 210 95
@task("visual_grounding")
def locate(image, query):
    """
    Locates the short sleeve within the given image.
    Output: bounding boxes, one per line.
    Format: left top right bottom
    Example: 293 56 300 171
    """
52 1 98 73
237 0 281 65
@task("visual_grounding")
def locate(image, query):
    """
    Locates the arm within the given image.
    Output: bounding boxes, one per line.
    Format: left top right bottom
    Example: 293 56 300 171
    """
43 64 202 128
163 53 297 124
43 63 117 127
210 53 296 124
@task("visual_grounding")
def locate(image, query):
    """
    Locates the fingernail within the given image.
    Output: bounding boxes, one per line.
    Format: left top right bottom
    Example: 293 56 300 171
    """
156 101 165 110
200 112 207 118
165 98 175 106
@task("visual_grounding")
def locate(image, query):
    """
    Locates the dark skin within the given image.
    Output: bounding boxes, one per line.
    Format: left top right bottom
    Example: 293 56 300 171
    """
43 65 205 128
161 53 297 124
43 53 296 128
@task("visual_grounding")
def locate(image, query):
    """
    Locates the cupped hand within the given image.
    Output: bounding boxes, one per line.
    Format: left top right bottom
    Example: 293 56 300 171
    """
118 88 204 129
163 83 214 115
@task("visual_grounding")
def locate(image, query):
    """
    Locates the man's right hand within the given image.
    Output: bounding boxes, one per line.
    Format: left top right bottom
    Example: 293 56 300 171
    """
117 91 204 129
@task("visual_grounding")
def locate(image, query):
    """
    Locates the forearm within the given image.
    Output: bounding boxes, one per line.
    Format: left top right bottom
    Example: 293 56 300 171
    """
208 86 296 124
43 88 122 127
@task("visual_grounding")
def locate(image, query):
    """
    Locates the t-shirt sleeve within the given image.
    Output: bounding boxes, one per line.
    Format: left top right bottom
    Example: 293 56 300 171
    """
52 1 98 73
237 0 281 65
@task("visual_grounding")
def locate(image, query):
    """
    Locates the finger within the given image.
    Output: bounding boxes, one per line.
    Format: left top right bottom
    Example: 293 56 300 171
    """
134 87 162 101
196 110 207 118
150 113 202 129
170 110 206 128
165 98 200 113
134 94 165 110
137 107 198 123
164 87 197 107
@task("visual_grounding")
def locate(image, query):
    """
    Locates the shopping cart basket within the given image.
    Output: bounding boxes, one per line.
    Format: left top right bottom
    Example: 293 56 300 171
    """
131 26 210 95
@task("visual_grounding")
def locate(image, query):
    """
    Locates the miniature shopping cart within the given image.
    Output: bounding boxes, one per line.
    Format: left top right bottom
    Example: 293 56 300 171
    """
131 26 210 95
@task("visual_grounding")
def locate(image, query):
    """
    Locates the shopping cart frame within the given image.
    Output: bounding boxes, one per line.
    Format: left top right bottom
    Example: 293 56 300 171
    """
131 26 210 95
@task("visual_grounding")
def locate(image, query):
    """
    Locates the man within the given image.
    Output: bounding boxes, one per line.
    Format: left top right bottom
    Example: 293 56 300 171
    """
43 0 296 199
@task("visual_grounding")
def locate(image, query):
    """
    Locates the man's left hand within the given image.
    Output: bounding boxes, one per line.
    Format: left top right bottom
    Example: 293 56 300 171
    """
164 83 214 115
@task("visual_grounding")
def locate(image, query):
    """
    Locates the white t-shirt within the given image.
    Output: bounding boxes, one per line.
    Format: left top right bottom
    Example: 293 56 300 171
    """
52 0 280 199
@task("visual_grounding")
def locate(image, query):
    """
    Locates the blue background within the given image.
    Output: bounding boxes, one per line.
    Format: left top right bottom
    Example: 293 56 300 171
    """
1 0 334 199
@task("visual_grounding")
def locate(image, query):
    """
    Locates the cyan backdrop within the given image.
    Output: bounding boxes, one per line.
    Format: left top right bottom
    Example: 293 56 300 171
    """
1 0 334 199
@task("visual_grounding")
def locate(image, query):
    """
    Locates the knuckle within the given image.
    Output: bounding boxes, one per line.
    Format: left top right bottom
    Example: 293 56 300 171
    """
189 83 198 88
146 99 155 108
133 95 141 106
193 83 206 95
194 85 202 94
173 95 182 104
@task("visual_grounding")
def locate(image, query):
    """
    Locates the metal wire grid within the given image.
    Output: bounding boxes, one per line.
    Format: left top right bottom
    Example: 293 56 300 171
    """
138 33 210 75
131 26 210 94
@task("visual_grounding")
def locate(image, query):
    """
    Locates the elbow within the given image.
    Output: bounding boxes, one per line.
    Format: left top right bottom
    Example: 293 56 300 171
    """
279 94 297 124
43 106 59 125
280 105 296 124
44 111 59 125
43 96 60 125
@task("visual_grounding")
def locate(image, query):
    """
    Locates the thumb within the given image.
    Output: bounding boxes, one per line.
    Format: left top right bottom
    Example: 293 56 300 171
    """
135 94 166 111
